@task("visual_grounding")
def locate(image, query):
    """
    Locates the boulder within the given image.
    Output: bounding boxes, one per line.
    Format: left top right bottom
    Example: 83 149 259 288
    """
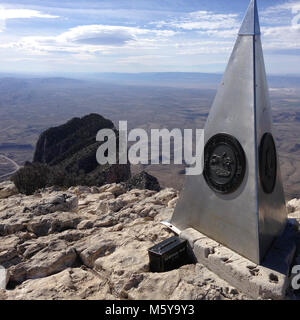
24 193 78 215
168 197 178 208
76 236 116 268
153 188 178 205
97 198 125 214
124 171 160 192
0 181 17 199
0 235 21 265
100 184 126 197
26 212 81 236
9 240 77 283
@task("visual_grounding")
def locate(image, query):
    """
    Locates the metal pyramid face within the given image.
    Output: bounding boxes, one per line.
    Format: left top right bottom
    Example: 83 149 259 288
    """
169 0 287 264
239 0 261 35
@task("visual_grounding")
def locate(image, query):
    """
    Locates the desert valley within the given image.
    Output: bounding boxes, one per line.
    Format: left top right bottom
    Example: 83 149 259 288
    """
0 73 300 199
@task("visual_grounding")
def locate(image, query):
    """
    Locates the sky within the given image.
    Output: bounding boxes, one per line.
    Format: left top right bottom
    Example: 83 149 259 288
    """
0 0 299 75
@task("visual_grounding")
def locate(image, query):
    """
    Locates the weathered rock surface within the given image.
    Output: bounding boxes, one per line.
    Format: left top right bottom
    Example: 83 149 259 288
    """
9 240 77 283
0 267 114 300
287 198 300 213
0 184 298 300
0 181 17 199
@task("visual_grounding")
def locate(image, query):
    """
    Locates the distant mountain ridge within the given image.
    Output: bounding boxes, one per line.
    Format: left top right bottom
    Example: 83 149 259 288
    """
89 72 300 89
0 73 299 89
0 143 33 150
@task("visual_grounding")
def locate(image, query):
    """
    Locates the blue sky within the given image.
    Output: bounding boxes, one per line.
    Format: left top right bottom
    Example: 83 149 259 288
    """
0 0 299 75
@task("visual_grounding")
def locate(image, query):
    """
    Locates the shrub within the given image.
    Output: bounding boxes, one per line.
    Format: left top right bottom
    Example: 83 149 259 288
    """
11 163 51 195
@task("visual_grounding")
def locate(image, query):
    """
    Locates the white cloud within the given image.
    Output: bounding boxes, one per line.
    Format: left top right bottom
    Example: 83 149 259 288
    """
262 25 300 50
0 8 59 20
154 10 239 31
196 29 237 38
0 7 59 32
116 55 170 65
56 24 176 45
0 2 298 73
263 1 300 15
260 2 300 51
0 24 178 56
175 40 233 55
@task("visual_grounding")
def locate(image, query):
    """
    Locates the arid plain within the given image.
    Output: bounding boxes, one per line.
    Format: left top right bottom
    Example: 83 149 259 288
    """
0 74 299 199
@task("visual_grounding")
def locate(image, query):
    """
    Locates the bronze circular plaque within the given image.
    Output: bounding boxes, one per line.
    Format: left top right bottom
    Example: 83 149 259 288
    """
259 133 277 194
203 134 246 194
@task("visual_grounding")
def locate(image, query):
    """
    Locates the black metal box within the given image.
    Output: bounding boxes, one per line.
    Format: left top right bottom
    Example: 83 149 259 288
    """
148 236 189 272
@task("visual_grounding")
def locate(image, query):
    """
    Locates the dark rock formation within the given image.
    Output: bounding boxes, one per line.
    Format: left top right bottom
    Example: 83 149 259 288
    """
124 171 160 192
33 113 113 166
12 114 131 194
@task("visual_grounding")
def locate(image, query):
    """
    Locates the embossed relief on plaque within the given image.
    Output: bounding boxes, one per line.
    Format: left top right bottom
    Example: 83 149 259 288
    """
204 134 246 194
259 133 277 194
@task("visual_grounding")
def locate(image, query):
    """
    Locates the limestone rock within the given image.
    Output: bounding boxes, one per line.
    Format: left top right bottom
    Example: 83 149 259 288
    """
97 198 124 214
23 193 78 216
287 199 300 213
98 192 114 200
72 186 92 195
4 267 114 300
77 220 94 230
153 188 178 205
76 236 116 268
0 217 28 236
0 181 297 300
168 197 178 208
9 240 77 283
0 235 22 265
26 212 81 236
103 184 126 197
0 181 18 199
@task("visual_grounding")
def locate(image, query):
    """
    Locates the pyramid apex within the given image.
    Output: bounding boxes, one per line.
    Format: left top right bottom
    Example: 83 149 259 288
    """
238 0 261 36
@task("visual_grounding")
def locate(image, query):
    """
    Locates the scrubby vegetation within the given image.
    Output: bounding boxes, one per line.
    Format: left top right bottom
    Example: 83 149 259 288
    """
11 163 51 195
12 160 132 195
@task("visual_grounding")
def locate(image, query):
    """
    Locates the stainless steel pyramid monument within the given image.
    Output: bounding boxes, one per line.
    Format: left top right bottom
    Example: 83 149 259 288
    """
168 0 287 264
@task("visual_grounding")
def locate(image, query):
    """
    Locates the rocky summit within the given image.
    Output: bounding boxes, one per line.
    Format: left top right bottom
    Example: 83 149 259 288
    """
0 180 299 300
12 114 131 195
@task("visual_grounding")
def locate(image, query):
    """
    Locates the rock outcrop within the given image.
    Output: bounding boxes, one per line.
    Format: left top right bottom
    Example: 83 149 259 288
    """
124 171 161 192
12 114 131 194
0 181 17 199
0 184 299 300
0 182 253 300
33 113 113 165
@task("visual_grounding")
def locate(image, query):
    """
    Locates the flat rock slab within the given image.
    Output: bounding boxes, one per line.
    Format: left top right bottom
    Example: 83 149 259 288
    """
180 220 299 300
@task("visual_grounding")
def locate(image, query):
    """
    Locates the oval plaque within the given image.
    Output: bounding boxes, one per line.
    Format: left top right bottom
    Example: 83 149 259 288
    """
203 134 246 194
259 133 277 194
